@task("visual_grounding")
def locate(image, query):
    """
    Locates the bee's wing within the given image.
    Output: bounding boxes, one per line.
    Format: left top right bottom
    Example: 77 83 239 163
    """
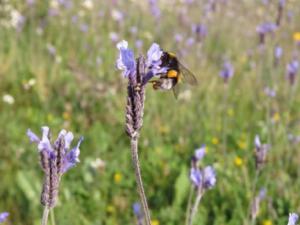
178 63 198 85
172 83 180 99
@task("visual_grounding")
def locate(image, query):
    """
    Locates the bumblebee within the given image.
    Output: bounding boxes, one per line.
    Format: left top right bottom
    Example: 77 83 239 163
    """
150 52 198 98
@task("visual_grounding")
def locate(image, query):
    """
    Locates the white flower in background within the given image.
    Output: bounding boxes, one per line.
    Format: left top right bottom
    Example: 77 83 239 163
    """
10 9 24 28
23 78 36 90
2 94 15 105
111 9 123 22
90 158 106 170
82 0 93 10
50 0 59 9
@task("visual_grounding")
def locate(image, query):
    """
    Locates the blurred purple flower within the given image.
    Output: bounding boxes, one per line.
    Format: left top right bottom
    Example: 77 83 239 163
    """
71 15 78 24
148 0 161 19
251 188 267 220
26 0 35 6
274 46 283 59
288 134 300 144
174 34 183 43
116 40 136 78
264 87 276 98
220 61 234 83
133 202 143 225
256 22 277 45
135 40 143 49
27 126 83 174
111 9 124 22
288 213 299 225
194 145 206 161
0 212 9 223
110 32 119 43
79 23 89 33
192 24 208 41
47 44 56 56
58 0 73 9
48 8 59 17
261 0 269 5
286 59 299 85
279 0 285 8
130 26 138 35
256 22 277 34
258 188 267 200
203 166 216 189
254 135 270 169
190 168 202 187
185 37 195 47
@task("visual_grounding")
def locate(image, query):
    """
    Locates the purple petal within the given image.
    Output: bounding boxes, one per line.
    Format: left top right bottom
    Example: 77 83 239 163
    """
0 212 9 223
116 40 136 78
190 168 202 187
254 135 261 149
195 145 206 161
64 131 74 149
203 166 216 189
288 213 299 225
147 43 162 63
37 126 53 153
27 129 40 143
62 136 83 173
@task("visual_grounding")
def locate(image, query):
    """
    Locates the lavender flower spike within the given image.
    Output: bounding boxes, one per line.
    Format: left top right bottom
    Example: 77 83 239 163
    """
286 59 299 85
116 40 136 78
288 213 299 225
0 212 9 223
27 127 84 209
220 61 234 83
254 135 270 169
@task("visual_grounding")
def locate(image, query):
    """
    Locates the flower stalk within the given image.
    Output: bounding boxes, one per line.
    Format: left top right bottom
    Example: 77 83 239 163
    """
125 56 151 225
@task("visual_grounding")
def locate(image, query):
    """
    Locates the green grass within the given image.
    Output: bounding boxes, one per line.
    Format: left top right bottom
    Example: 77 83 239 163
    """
1 0 300 224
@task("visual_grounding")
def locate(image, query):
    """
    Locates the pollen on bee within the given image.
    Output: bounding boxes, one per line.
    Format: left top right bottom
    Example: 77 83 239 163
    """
167 70 178 78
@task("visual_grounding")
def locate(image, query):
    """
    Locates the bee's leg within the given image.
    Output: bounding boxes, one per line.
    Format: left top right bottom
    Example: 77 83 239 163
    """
150 80 161 90
142 71 155 85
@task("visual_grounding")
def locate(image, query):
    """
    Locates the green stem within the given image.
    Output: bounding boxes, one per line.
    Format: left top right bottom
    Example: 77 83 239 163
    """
245 169 260 225
188 189 203 225
41 206 49 225
50 208 56 225
185 186 194 225
131 137 151 225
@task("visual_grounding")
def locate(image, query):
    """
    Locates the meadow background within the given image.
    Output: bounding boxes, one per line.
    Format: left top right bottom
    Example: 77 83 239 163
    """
1 0 300 224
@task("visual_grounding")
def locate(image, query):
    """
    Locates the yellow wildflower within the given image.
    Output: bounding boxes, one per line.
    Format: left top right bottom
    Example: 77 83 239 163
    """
293 32 300 42
237 140 247 150
272 112 280 122
106 205 115 213
212 137 219 145
151 219 160 225
234 157 243 167
114 172 122 184
63 111 71 121
227 108 234 117
47 113 54 122
262 219 272 225
159 125 170 135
